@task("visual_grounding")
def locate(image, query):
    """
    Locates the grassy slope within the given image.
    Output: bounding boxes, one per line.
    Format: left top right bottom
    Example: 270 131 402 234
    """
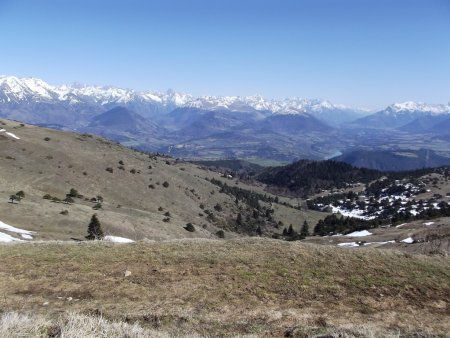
0 239 449 337
0 118 317 241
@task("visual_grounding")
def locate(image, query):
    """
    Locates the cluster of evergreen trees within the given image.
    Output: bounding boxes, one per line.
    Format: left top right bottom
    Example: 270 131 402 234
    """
257 160 381 197
209 178 276 208
281 221 309 241
307 191 358 211
9 190 25 204
314 214 383 236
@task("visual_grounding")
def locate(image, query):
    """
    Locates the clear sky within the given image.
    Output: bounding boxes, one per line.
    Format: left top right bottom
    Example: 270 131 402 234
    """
1 0 449 109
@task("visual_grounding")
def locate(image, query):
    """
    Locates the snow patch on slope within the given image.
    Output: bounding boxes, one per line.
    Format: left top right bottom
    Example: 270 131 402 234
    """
0 232 23 242
0 221 34 235
338 242 359 247
104 235 135 243
0 128 20 140
345 230 373 237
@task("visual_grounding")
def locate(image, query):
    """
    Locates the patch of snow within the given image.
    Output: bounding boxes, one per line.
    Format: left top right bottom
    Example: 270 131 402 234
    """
0 231 22 242
0 220 34 235
21 234 33 240
5 132 20 139
345 230 373 237
338 242 359 247
423 222 435 226
330 205 376 220
104 235 134 243
0 128 20 139
363 240 395 246
401 237 414 244
395 223 407 228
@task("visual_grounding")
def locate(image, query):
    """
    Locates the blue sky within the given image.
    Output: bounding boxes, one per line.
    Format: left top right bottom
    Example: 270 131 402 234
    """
1 0 449 109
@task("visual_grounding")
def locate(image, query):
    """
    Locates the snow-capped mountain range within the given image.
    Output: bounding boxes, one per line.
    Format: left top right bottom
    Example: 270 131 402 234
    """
2 75 449 117
385 101 450 115
0 75 360 117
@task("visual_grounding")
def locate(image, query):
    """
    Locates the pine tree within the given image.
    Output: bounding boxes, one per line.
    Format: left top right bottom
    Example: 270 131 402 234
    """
236 213 243 226
300 220 309 239
86 214 104 240
287 224 294 236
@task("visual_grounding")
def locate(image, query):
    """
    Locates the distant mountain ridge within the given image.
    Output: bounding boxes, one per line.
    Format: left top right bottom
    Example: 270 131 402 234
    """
0 75 366 124
1 75 450 166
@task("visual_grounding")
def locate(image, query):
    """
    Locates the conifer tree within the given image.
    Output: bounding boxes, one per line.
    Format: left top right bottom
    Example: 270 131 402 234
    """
236 212 243 226
287 224 294 236
86 214 104 240
300 220 309 239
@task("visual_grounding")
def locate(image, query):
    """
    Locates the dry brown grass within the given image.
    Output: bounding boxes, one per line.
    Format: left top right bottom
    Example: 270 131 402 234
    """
0 310 434 338
0 239 449 337
0 118 314 242
0 311 202 338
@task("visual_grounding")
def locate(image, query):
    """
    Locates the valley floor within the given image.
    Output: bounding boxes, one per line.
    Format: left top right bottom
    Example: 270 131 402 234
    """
0 239 449 337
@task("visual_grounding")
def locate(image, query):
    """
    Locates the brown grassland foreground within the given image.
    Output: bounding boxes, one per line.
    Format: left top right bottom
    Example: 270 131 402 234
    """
0 239 449 337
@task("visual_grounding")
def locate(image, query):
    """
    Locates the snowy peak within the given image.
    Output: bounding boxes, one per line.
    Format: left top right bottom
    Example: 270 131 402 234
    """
352 100 450 130
386 101 450 115
0 76 200 109
0 75 58 102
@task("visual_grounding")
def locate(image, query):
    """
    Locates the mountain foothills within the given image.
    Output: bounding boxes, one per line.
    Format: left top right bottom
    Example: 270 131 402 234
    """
1 75 450 169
